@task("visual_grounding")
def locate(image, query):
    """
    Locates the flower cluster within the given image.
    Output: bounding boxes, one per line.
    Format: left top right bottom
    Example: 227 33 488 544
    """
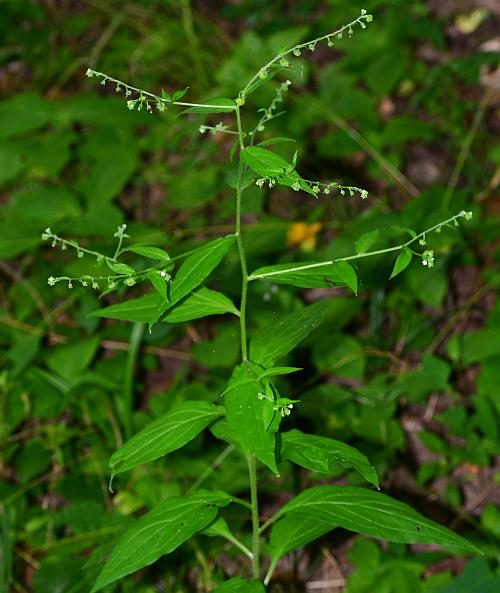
421 250 435 268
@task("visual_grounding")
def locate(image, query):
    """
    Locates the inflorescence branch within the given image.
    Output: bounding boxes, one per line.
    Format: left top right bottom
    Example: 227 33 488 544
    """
248 211 473 282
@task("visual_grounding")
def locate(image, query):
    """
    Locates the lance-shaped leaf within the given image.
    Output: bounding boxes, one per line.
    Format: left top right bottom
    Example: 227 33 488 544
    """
274 486 480 553
355 229 379 254
268 513 333 573
250 301 325 367
241 146 292 178
165 287 239 322
150 234 235 326
280 429 379 488
390 247 412 279
124 244 170 262
110 401 224 475
224 364 280 475
92 287 237 324
90 491 231 592
210 578 266 593
250 260 357 293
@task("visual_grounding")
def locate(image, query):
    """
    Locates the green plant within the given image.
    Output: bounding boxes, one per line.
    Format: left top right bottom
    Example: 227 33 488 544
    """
43 10 480 592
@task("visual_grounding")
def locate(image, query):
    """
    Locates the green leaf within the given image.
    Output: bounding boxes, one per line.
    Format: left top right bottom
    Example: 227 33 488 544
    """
106 260 135 276
161 88 171 101
250 261 356 291
149 235 235 326
90 293 161 322
181 98 235 114
90 491 231 593
92 287 237 324
224 364 280 474
210 578 266 593
109 401 224 475
274 486 480 553
124 244 170 262
148 270 168 299
257 137 297 148
165 287 239 322
258 367 302 380
241 146 291 178
268 513 332 569
335 261 358 295
250 301 326 367
172 87 189 101
280 429 379 488
390 247 412 279
355 229 379 254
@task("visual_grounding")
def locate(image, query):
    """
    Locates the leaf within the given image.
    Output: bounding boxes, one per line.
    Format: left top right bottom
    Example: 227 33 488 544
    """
165 288 239 322
109 401 224 475
274 486 480 553
257 137 297 148
250 301 326 367
241 146 291 178
280 429 379 488
390 247 412 279
355 229 379 254
335 261 358 295
90 293 161 322
224 364 280 474
90 491 231 593
210 578 266 593
161 88 171 101
181 98 235 114
149 235 235 326
172 87 189 101
106 260 135 276
250 261 356 291
124 244 170 262
92 287 237 324
148 270 168 299
258 367 302 380
268 513 333 569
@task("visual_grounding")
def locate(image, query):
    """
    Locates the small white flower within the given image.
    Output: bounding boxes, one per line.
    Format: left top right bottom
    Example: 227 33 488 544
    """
422 250 435 268
292 182 301 191
293 48 301 56
199 125 206 134
323 187 330 195
85 68 93 77
256 178 266 188
48 276 56 286
125 277 136 286
360 189 368 199
127 100 135 110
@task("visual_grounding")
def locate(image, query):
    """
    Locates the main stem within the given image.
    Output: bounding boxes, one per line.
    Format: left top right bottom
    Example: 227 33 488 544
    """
235 105 260 579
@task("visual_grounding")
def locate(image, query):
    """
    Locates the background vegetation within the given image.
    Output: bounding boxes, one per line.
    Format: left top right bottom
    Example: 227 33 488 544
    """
1 1 499 592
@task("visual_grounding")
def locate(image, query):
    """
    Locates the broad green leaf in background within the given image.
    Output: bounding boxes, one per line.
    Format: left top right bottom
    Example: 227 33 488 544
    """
181 98 236 113
46 337 100 383
250 301 325 367
274 486 480 553
355 229 379 254
224 364 280 474
280 429 379 488
109 401 224 475
90 491 231 592
210 578 266 593
390 247 412 279
149 234 235 326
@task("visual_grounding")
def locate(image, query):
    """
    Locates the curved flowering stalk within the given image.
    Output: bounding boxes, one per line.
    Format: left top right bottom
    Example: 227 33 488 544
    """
238 9 373 100
248 211 473 283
